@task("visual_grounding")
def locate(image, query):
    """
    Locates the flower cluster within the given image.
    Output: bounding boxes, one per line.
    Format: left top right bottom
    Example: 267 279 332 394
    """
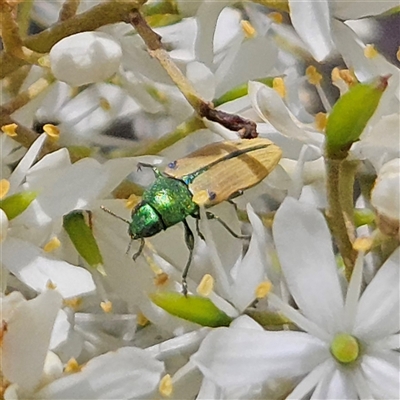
1 0 399 399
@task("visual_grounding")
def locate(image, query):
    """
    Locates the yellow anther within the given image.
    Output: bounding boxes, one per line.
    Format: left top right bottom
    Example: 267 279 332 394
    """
0 179 10 200
100 300 113 313
43 236 61 253
272 77 286 98
364 44 378 59
159 374 173 397
64 358 82 373
241 20 256 38
46 280 57 290
154 272 169 287
353 237 373 252
397 47 400 62
197 274 214 297
331 67 341 83
137 312 149 327
1 123 18 137
315 112 328 132
63 297 83 310
99 97 111 111
43 124 60 139
255 280 273 299
306 65 323 86
339 69 357 86
268 12 283 24
125 194 141 210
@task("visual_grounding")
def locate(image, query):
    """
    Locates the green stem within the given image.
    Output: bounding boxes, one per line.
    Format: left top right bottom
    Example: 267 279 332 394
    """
326 158 357 280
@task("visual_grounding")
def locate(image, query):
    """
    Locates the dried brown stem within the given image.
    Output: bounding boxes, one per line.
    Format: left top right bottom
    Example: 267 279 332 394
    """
129 9 259 139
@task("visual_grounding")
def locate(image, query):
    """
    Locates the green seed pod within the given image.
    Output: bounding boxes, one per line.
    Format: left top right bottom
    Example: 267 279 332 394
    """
63 211 103 268
150 292 233 327
325 75 389 159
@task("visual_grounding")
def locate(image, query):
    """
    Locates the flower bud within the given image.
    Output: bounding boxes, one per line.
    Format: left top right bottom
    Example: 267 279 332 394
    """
50 32 122 86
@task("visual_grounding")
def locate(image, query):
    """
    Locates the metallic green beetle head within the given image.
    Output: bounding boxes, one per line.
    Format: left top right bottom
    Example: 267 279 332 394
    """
128 202 164 239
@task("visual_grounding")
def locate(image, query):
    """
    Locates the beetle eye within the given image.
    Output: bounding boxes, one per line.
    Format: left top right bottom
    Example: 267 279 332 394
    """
208 191 217 201
168 160 178 169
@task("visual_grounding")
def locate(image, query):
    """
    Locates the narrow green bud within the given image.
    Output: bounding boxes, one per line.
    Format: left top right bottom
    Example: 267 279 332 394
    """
213 77 275 107
63 211 103 268
150 292 233 327
0 191 37 220
326 76 389 158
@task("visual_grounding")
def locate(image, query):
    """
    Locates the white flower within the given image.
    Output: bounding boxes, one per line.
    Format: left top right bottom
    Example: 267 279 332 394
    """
1 134 138 297
288 0 397 61
29 347 165 399
50 32 122 86
1 290 63 392
191 198 399 399
371 158 400 235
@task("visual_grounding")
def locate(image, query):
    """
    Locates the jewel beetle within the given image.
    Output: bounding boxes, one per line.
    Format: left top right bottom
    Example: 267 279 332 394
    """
102 138 282 294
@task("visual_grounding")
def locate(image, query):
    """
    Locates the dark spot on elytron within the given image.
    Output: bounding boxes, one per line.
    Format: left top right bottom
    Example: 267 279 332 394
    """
208 191 217 201
168 160 178 169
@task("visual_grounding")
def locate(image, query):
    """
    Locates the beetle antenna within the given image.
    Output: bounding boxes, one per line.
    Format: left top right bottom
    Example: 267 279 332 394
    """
100 206 130 225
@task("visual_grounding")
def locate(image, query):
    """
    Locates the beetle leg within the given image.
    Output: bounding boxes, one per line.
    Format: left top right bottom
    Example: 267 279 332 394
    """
205 211 250 240
132 238 145 261
195 217 205 241
136 162 161 177
181 219 195 296
227 190 244 202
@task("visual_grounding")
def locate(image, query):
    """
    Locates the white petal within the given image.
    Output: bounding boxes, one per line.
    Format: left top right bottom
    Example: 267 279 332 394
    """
215 36 278 97
50 32 122 86
195 1 237 67
2 237 96 297
49 310 71 350
0 208 9 242
361 351 400 399
273 198 344 334
2 290 62 391
289 0 334 61
230 205 267 311
34 347 164 399
332 19 399 83
332 0 397 19
186 61 215 101
354 248 400 340
191 327 328 387
287 359 334 399
25 148 71 188
310 364 357 399
34 158 107 218
8 134 47 194
248 82 322 146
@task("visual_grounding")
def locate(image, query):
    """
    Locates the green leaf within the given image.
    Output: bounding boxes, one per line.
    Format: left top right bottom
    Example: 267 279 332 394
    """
150 292 233 327
63 211 103 268
325 76 389 158
213 77 276 107
0 191 37 220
